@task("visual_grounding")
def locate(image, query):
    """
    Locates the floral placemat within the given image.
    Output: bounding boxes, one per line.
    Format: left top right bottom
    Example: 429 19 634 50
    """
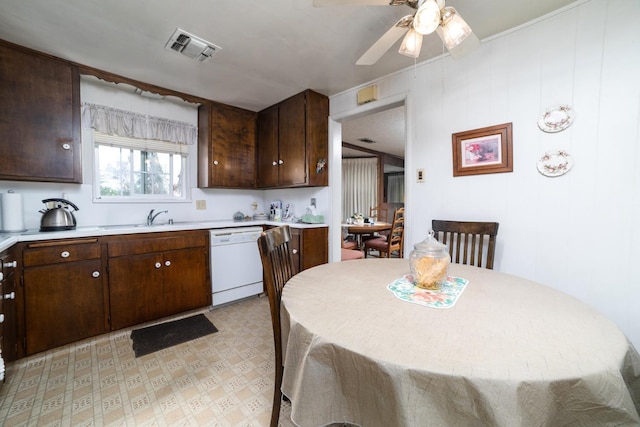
387 275 469 309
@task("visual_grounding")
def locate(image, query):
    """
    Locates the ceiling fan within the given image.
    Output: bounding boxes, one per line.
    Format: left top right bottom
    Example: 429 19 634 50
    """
314 0 480 65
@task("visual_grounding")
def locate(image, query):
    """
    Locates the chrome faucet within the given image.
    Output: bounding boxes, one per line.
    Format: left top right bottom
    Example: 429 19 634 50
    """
147 209 168 226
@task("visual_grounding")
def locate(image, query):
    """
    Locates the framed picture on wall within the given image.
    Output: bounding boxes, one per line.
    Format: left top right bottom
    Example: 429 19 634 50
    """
452 122 513 176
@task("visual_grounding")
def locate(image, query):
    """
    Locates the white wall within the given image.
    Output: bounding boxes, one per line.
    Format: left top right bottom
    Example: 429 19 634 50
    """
329 0 640 347
0 76 330 229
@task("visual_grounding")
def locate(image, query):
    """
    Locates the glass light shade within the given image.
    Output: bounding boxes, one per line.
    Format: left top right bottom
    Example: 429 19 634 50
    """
413 0 440 35
398 28 423 58
440 7 472 49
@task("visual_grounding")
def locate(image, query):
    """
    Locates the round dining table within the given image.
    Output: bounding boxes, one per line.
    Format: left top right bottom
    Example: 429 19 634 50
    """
280 258 640 427
342 222 392 249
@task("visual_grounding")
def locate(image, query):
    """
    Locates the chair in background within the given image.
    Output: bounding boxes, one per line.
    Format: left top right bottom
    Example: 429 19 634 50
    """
342 237 358 250
431 220 499 269
369 206 389 223
341 238 364 261
364 207 405 258
257 225 296 427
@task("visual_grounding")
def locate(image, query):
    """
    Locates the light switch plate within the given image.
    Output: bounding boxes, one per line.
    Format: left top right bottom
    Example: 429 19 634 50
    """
417 168 425 183
196 200 206 210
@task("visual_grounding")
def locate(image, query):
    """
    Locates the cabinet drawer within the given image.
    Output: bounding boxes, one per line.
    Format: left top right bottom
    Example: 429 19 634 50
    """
107 230 208 257
23 238 101 267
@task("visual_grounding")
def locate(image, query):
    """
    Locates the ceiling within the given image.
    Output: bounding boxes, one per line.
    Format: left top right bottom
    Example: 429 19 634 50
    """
342 105 405 158
0 0 576 156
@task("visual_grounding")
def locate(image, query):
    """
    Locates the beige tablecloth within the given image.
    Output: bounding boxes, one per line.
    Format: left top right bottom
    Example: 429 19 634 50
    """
281 259 640 427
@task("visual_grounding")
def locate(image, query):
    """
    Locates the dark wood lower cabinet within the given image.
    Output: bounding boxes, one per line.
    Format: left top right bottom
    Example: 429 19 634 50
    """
109 246 209 330
267 226 328 274
1 247 18 363
13 230 210 357
108 252 165 331
24 259 106 355
107 230 210 331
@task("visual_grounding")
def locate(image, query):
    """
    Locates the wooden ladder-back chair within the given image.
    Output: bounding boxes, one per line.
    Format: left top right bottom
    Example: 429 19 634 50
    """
257 225 295 427
369 206 389 223
364 207 405 258
431 220 499 269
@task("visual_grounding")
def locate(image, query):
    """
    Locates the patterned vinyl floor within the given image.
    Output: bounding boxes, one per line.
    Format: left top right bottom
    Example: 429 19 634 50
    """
0 295 295 426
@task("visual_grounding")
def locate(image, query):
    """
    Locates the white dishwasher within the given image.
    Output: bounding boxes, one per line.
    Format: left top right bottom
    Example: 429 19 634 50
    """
210 227 264 307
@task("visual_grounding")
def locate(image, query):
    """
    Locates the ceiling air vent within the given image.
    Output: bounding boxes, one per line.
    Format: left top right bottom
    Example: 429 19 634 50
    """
165 28 221 62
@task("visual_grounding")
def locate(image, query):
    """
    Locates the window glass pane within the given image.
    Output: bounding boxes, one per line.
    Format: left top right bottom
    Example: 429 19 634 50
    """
97 145 132 196
95 136 187 201
173 155 184 197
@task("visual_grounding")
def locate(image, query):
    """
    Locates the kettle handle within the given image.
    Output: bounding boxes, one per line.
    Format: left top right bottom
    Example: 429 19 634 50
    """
42 198 80 211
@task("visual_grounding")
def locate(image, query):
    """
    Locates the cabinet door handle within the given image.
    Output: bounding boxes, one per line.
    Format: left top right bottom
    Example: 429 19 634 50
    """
278 159 284 165
292 249 298 254
92 271 100 278
61 251 70 258
165 260 171 267
272 161 277 166
0 314 4 323
4 291 15 300
213 160 219 165
62 143 71 150
155 262 162 269
0 272 3 281
3 261 17 268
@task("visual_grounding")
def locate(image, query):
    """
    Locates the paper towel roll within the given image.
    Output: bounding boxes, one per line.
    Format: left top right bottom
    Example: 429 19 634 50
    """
1 191 25 232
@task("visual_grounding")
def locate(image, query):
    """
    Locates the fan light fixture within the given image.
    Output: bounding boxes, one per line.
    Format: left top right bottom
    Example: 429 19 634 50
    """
413 0 440 35
397 0 474 59
438 7 472 49
399 28 423 58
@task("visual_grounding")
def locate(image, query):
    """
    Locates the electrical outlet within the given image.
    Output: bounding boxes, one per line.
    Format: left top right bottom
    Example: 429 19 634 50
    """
417 168 425 183
195 200 206 210
310 198 316 208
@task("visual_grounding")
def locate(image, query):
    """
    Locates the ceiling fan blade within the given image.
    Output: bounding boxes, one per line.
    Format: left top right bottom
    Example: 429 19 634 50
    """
313 0 391 6
356 16 412 65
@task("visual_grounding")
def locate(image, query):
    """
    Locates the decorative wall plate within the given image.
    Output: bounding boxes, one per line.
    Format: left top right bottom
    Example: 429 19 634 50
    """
538 105 574 133
537 150 573 177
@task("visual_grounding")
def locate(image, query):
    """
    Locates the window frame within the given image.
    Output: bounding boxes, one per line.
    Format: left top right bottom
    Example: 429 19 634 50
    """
92 132 190 204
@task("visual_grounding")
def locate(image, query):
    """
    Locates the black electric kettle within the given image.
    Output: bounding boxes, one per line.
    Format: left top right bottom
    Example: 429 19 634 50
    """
39 198 79 231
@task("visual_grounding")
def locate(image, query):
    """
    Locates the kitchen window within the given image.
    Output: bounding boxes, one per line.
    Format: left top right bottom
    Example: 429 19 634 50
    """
93 132 188 201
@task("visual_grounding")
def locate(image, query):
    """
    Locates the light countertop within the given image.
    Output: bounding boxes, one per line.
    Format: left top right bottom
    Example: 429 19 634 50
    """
0 220 327 252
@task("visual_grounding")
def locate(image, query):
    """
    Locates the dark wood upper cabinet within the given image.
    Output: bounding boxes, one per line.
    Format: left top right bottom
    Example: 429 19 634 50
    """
0 41 81 183
256 104 280 188
257 89 329 189
198 102 257 188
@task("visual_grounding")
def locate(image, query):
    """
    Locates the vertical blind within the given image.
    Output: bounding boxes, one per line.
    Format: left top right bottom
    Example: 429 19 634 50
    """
342 157 378 220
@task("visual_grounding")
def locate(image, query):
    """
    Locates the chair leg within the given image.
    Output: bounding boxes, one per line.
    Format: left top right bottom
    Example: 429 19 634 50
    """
270 392 282 427
271 364 283 427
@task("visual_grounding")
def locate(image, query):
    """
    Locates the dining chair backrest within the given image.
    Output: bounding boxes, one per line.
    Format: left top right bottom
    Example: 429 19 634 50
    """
388 207 405 257
256 225 295 427
364 207 405 258
431 220 499 269
369 206 389 223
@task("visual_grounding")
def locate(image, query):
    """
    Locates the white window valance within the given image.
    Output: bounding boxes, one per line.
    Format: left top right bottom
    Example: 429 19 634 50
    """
82 103 197 145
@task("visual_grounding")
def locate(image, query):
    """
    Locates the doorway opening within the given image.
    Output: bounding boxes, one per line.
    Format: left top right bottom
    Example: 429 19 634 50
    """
332 99 407 261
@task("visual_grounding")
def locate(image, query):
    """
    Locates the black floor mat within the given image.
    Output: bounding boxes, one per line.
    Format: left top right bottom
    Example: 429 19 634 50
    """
130 314 218 357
